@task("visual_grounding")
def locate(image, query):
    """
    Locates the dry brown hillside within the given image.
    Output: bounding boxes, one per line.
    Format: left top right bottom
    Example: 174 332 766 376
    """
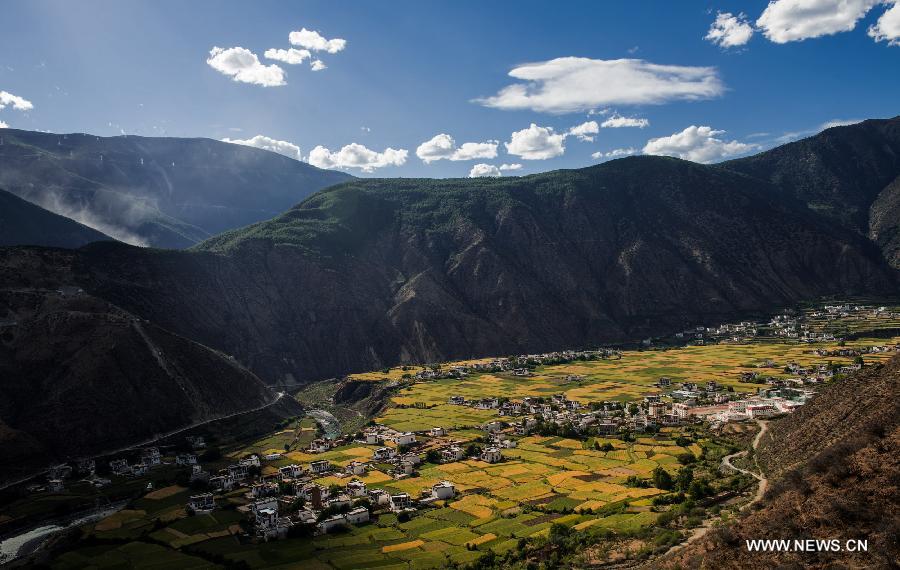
655 357 900 569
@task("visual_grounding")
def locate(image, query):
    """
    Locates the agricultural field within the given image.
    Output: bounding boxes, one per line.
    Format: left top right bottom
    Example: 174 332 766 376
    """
375 335 900 429
33 303 900 569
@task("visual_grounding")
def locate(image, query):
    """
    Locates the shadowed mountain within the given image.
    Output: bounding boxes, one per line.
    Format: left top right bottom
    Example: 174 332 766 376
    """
725 116 900 266
0 247 284 483
1 117 899 475
0 188 113 248
56 152 899 385
0 129 352 248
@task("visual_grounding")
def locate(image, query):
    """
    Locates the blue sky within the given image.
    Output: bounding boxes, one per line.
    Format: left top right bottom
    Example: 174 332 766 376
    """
0 0 898 178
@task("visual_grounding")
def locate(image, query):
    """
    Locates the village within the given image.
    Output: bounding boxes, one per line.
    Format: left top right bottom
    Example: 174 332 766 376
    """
12 302 900 569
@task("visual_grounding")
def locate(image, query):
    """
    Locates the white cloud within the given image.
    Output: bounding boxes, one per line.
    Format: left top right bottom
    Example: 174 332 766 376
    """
476 57 723 113
221 134 302 161
756 0 880 43
309 143 407 172
310 59 327 71
567 120 600 141
0 120 8 128
820 118 863 129
869 1 900 45
600 115 649 128
705 12 755 47
505 123 567 159
289 28 346 53
206 46 286 87
499 163 523 171
592 147 638 160
416 134 498 163
264 48 311 64
0 90 34 111
642 126 757 163
469 164 502 177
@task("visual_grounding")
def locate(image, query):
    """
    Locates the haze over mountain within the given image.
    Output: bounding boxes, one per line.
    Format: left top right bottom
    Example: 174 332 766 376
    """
0 129 352 248
0 188 113 248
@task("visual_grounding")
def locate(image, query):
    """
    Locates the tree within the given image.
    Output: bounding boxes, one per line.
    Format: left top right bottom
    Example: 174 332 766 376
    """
426 449 442 464
676 466 694 492
652 466 673 490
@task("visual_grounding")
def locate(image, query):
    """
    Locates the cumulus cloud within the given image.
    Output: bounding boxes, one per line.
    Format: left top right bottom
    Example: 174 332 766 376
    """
869 1 900 45
643 126 757 163
309 143 407 172
499 163 523 171
207 47 286 87
705 11 755 47
600 115 649 128
592 147 638 160
567 120 600 142
0 120 8 128
475 57 724 113
416 133 499 163
310 59 327 71
469 164 502 177
221 134 302 161
264 47 311 64
505 123 567 160
0 91 33 111
756 0 880 43
289 28 346 53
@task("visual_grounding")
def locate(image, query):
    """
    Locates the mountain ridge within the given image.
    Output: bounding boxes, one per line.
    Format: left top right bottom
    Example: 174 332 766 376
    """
0 128 353 248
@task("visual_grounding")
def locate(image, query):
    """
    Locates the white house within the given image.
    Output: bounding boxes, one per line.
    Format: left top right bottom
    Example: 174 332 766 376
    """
317 514 348 534
310 460 332 474
141 448 161 467
395 432 417 446
430 427 446 437
188 493 215 514
481 447 502 464
345 461 367 476
347 479 367 497
176 453 198 466
441 446 464 463
239 455 261 468
431 481 456 500
373 447 396 461
279 464 305 479
369 488 391 507
390 493 413 512
345 507 370 525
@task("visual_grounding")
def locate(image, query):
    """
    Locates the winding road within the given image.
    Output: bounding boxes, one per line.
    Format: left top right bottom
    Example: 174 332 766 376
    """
721 419 769 508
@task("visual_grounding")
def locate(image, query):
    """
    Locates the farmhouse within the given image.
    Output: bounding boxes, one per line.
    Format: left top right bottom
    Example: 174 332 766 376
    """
188 493 215 513
310 460 332 475
441 446 465 463
373 447 396 461
345 461 367 476
481 447 502 463
431 481 456 500
345 507 370 525
395 432 417 446
390 493 413 512
176 453 197 466
318 514 348 534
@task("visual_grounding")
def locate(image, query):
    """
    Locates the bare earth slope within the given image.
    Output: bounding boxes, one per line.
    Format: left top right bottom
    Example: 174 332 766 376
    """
656 357 900 569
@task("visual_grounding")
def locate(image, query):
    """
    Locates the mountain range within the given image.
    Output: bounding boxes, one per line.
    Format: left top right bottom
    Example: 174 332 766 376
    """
1 116 899 476
0 129 352 248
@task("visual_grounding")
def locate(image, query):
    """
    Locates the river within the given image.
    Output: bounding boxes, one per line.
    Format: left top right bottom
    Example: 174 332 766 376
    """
306 409 342 439
0 502 126 565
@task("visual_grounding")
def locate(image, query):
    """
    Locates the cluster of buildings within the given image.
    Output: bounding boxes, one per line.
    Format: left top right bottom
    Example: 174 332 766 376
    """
408 349 621 381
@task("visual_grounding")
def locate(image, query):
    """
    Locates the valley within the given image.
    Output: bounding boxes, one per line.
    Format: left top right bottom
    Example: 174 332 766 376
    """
5 301 898 569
